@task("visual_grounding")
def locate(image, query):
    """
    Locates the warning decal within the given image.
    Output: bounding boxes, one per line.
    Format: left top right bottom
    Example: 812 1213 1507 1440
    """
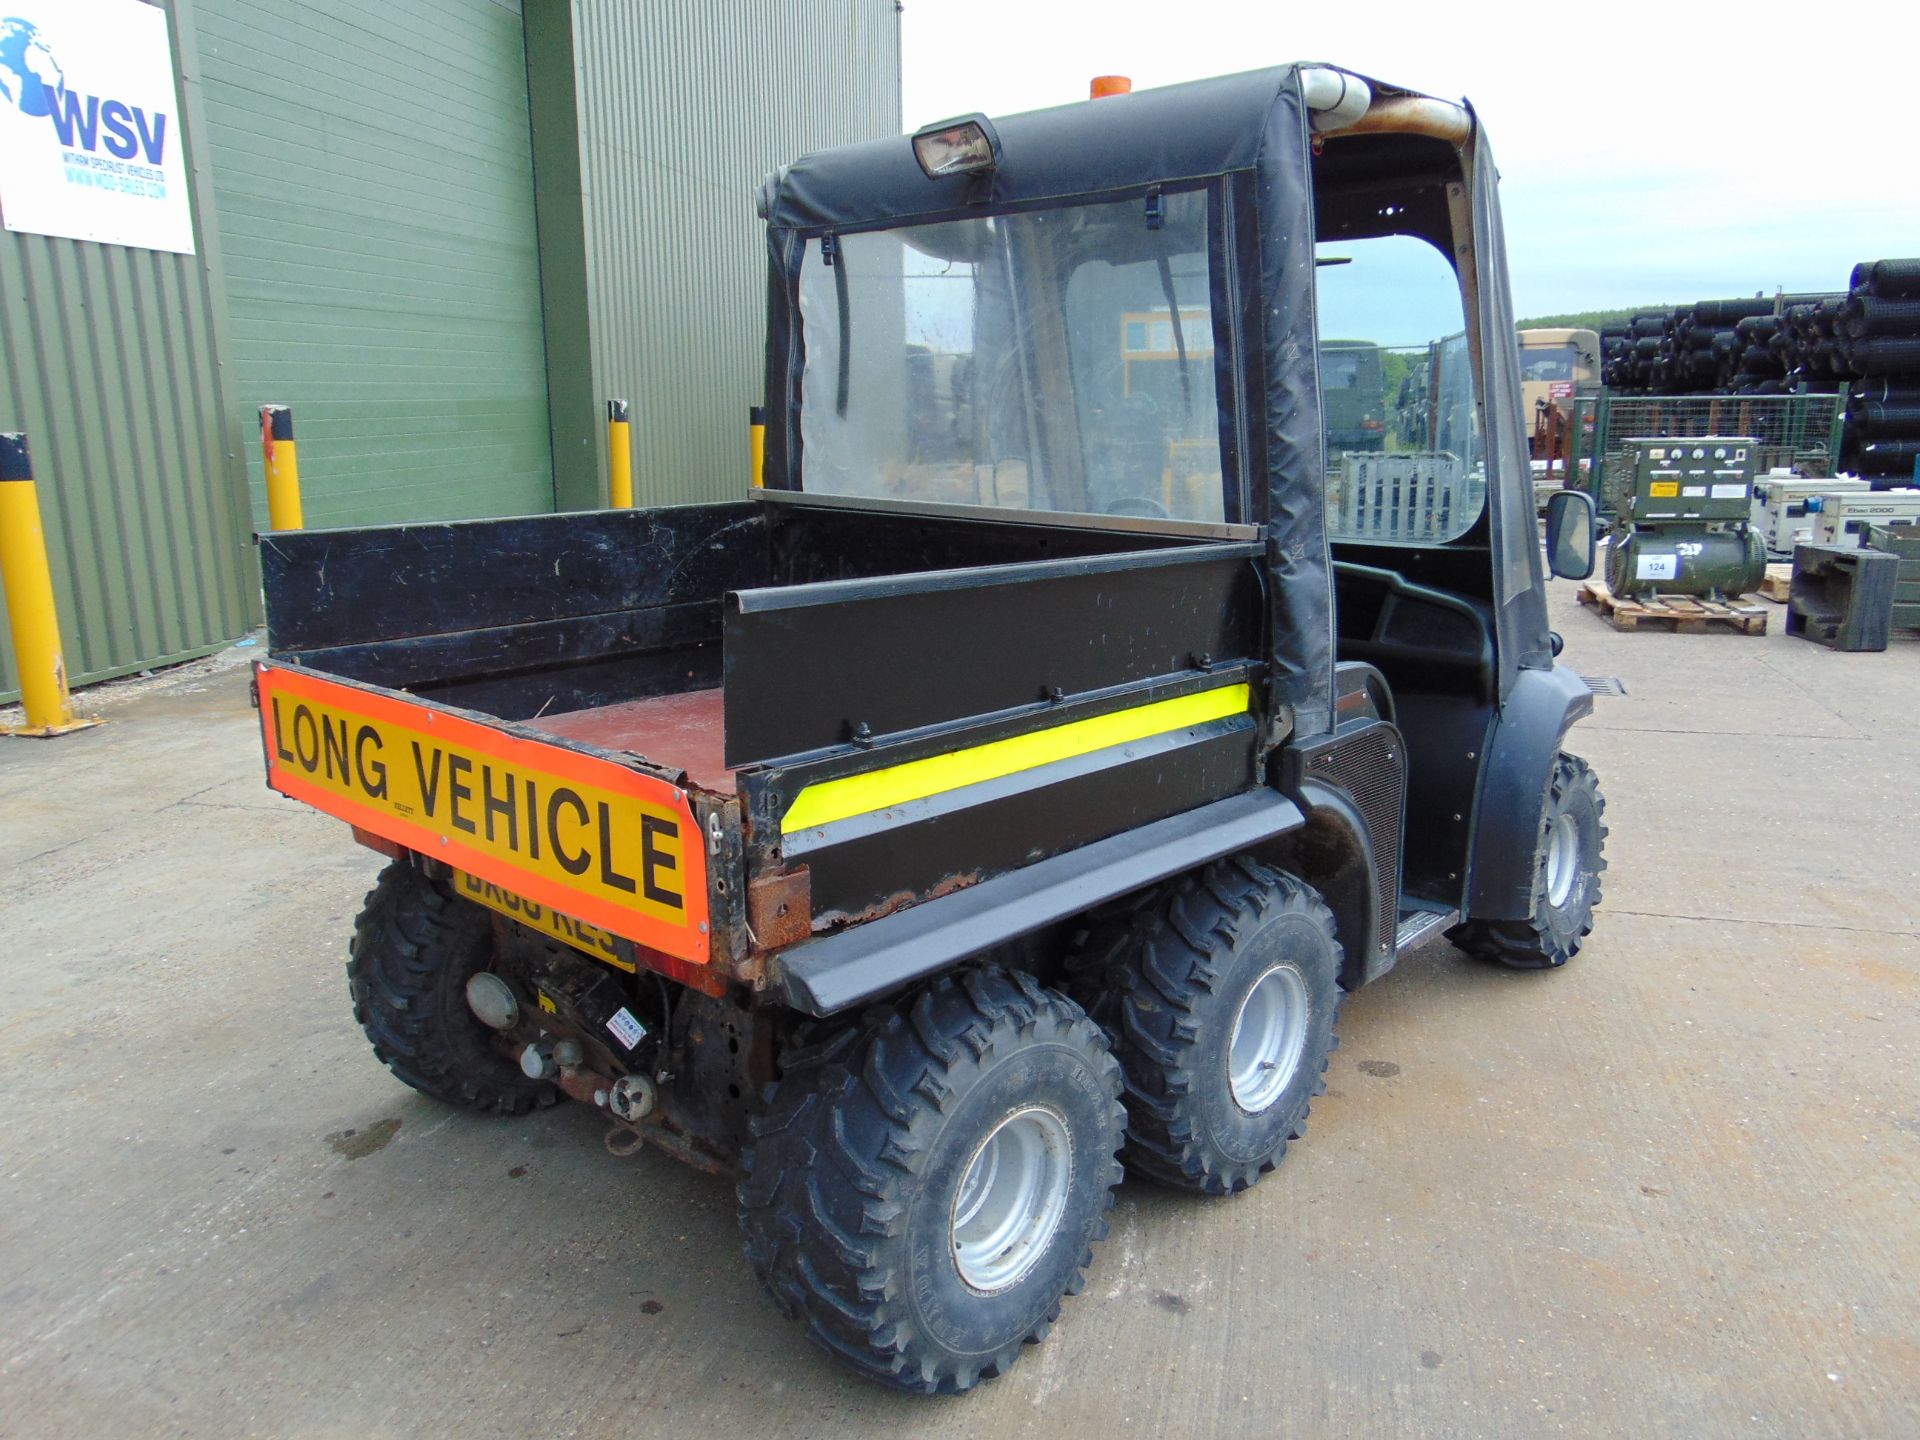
256 664 708 962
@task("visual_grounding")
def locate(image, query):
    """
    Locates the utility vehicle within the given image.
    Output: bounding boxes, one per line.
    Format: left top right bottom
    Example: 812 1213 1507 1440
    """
1319 340 1389 452
254 63 1607 1395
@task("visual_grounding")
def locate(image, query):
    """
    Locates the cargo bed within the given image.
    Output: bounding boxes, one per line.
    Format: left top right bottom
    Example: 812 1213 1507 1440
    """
258 491 1268 995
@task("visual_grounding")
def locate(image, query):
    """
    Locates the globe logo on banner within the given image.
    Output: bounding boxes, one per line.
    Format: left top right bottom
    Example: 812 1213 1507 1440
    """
0 0 195 254
0 18 65 118
1 16 169 165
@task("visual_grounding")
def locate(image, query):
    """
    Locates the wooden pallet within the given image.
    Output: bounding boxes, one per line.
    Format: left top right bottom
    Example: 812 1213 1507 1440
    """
1758 564 1793 603
1577 579 1769 634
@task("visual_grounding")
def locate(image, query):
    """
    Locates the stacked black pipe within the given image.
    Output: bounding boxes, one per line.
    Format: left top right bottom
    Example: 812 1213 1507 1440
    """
1590 260 1920 484
1599 299 1791 394
1768 295 1851 386
1839 260 1920 483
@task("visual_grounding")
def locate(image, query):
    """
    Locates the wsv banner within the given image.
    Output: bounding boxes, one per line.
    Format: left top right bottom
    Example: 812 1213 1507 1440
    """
0 0 194 254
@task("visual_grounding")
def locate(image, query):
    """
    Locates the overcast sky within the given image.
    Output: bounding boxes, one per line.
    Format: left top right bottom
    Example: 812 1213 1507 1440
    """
900 1 1920 319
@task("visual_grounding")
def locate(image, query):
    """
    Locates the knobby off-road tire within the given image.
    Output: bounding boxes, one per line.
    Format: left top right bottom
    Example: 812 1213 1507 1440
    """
1067 858 1344 1196
1448 752 1607 970
347 861 548 1114
737 967 1125 1395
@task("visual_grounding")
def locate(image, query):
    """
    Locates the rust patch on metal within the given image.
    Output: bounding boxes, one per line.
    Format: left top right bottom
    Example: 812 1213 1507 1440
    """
748 867 813 949
555 1067 606 1107
812 870 983 932
629 940 729 998
349 825 402 860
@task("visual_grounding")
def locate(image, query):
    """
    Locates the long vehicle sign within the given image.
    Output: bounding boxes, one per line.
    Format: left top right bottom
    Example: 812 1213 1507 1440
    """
255 664 709 964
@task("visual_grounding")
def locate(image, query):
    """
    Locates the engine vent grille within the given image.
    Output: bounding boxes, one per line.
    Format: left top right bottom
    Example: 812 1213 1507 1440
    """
1306 722 1407 951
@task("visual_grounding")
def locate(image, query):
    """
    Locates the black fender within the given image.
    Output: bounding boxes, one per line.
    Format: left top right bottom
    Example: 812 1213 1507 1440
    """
772 790 1305 1015
1464 664 1594 922
1257 777 1386 990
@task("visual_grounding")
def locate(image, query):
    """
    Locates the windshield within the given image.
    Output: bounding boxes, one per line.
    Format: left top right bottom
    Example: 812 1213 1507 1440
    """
1520 345 1580 382
796 190 1226 523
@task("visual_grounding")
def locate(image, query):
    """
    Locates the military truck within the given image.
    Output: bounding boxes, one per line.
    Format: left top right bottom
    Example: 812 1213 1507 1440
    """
1518 326 1601 456
1320 339 1389 452
253 64 1607 1394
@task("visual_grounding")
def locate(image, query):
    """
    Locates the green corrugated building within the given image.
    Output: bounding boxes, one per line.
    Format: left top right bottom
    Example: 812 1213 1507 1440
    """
0 0 902 701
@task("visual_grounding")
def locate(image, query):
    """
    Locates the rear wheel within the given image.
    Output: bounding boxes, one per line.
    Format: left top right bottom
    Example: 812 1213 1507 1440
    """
1067 858 1344 1195
348 861 548 1114
737 967 1124 1394
1448 751 1607 969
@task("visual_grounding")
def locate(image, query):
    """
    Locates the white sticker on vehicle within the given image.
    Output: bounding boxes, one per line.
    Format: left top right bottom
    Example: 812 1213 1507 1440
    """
607 1007 647 1049
1636 553 1679 580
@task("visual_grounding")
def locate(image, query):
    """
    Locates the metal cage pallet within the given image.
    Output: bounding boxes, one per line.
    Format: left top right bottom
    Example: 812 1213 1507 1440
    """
1553 390 1847 516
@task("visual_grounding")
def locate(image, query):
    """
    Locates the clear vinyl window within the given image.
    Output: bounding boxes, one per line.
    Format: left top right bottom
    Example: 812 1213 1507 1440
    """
1317 234 1486 544
796 191 1227 524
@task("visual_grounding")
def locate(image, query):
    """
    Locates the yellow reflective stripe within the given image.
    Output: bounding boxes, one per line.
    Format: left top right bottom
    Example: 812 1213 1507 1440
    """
780 683 1251 834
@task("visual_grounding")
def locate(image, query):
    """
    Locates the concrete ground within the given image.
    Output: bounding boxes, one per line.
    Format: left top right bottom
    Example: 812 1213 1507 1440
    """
1 584 1915 1439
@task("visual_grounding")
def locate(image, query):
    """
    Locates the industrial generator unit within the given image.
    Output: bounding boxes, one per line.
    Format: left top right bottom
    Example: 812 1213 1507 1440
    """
1606 436 1767 598
1808 488 1920 549
1751 475 1871 557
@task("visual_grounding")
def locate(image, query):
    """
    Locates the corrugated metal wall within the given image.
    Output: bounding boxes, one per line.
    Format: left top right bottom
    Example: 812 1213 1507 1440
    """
573 0 902 507
192 0 553 529
0 0 257 705
3 0 901 703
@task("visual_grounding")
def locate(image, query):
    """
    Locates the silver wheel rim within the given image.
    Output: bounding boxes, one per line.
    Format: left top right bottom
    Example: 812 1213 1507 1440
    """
1545 812 1580 908
950 1105 1073 1293
1228 964 1309 1114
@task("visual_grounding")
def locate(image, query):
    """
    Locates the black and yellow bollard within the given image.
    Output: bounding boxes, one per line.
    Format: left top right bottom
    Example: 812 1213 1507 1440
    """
607 399 634 509
0 433 101 737
749 405 766 489
260 404 303 530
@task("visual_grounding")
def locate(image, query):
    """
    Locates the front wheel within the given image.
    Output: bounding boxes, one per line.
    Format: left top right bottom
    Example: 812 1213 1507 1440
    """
1449 751 1607 969
737 967 1124 1394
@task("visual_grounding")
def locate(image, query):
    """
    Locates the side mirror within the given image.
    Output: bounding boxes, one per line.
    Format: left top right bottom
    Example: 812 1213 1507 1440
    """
1543 489 1597 580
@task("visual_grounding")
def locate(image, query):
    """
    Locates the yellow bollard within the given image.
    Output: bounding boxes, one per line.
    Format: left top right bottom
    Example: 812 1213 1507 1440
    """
750 405 766 488
607 399 634 509
260 405 303 530
0 433 101 737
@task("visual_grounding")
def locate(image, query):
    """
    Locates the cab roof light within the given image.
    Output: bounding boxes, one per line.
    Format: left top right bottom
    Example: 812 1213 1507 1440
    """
910 115 1001 179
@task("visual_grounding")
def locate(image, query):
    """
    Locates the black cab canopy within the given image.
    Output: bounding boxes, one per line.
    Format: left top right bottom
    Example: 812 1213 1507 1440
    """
757 65 1547 740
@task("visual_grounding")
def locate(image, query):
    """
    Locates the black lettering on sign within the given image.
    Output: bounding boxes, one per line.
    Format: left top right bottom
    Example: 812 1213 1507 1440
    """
641 815 681 908
596 802 637 894
355 725 388 799
270 697 295 763
321 713 349 784
481 765 517 850
411 743 444 818
293 705 319 771
447 754 476 835
524 778 541 860
548 788 590 876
